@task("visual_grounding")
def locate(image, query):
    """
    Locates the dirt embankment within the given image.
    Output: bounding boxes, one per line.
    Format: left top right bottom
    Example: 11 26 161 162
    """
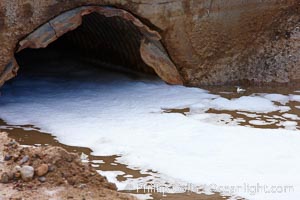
0 132 136 200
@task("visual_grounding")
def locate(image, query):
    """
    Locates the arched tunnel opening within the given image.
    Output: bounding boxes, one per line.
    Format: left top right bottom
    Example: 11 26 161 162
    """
16 12 154 79
10 6 182 86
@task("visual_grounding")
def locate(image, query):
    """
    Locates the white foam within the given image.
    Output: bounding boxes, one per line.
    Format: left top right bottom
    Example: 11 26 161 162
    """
289 95 300 102
273 115 286 120
130 194 153 200
237 112 261 118
92 160 104 164
249 120 276 126
277 121 298 130
209 96 287 113
0 63 299 200
282 113 300 120
260 93 290 105
98 170 126 189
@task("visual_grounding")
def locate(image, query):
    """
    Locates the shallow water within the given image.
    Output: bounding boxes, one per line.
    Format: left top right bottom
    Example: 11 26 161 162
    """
0 120 227 200
0 60 300 200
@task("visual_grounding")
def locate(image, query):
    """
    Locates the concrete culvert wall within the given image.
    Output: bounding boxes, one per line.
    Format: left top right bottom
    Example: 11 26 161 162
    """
12 6 183 85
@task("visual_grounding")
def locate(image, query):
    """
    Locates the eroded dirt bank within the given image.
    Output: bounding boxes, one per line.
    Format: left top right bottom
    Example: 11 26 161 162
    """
0 132 136 200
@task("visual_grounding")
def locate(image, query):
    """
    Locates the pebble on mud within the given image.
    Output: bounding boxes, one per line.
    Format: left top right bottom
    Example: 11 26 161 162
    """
0 172 10 183
14 165 21 172
38 176 46 183
13 166 22 179
14 171 21 179
20 165 34 181
36 164 48 177
19 155 29 165
4 155 12 161
48 164 56 172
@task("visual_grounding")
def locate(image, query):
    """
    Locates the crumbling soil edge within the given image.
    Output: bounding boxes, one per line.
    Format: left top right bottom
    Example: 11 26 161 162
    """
0 132 136 200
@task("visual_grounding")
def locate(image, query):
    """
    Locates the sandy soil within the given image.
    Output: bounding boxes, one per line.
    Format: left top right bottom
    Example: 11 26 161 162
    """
0 132 136 200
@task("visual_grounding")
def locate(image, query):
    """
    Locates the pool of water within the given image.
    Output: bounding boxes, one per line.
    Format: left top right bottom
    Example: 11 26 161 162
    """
0 59 300 200
0 119 228 200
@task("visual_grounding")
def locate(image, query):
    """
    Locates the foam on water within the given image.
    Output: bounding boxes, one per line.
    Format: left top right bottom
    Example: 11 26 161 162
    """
0 61 300 200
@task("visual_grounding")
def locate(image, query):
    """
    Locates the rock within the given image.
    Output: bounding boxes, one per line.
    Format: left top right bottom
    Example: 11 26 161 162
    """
48 164 56 172
38 176 46 183
19 155 29 165
4 155 12 161
79 184 87 189
0 172 10 183
20 165 34 181
14 165 21 172
14 171 21 179
7 141 16 146
36 164 48 177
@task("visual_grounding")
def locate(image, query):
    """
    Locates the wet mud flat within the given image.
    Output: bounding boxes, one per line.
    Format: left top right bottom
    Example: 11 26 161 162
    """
0 59 300 199
0 120 228 200
164 85 300 130
0 131 136 200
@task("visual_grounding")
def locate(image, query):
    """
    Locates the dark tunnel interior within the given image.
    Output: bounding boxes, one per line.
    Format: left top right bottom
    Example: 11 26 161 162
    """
15 12 156 77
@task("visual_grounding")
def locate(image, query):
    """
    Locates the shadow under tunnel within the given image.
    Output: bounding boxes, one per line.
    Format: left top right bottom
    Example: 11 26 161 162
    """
15 12 157 78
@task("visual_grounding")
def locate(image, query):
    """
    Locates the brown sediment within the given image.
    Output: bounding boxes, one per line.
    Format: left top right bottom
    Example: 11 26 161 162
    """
0 131 136 200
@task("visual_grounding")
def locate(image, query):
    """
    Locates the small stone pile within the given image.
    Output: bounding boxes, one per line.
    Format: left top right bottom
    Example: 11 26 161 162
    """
0 133 136 200
0 139 116 190
0 141 50 184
